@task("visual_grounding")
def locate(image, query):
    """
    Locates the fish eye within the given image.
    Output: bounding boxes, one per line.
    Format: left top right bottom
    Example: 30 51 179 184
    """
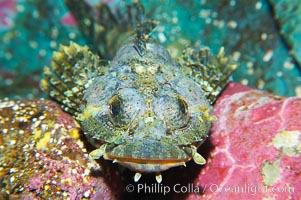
109 95 121 117
170 96 190 130
108 95 129 127
178 96 188 115
106 89 146 129
154 95 190 130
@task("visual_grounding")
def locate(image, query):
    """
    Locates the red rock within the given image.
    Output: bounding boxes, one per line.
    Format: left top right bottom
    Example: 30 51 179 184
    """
185 82 301 200
0 0 16 29
61 13 77 26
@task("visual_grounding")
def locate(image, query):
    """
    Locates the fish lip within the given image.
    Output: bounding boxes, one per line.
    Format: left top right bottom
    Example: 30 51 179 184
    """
104 154 191 173
104 154 191 164
103 140 193 166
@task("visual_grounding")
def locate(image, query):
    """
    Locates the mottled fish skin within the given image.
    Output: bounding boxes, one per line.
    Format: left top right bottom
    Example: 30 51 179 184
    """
42 1 236 178
79 40 215 173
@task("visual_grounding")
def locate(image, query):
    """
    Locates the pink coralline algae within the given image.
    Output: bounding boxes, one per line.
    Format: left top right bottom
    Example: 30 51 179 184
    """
61 13 77 27
185 82 301 200
0 0 16 30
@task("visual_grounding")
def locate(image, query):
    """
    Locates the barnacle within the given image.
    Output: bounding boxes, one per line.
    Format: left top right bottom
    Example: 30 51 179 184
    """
42 1 236 183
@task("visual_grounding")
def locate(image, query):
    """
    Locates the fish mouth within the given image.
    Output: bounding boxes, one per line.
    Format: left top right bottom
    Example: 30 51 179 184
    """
105 156 190 164
103 140 192 172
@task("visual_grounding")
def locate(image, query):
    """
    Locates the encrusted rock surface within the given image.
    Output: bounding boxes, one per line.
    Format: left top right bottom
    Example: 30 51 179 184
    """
0 99 122 200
